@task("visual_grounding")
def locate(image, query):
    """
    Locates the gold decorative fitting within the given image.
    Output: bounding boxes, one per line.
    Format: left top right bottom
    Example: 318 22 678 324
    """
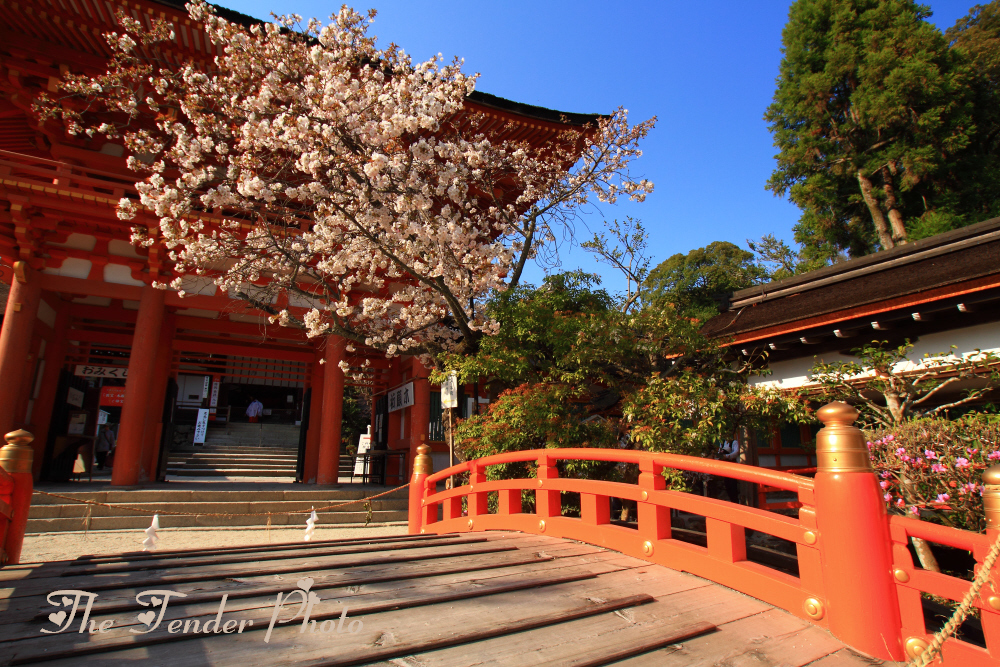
815 402 871 473
803 597 825 620
537 479 544 487
642 540 654 556
640 490 649 501
13 260 26 284
893 569 910 583
983 465 1000 530
412 444 433 476
420 528 425 534
469 485 474 491
988 596 1000 611
12 303 21 312
538 520 546 532
802 531 817 545
467 519 474 529
904 637 930 659
0 430 34 475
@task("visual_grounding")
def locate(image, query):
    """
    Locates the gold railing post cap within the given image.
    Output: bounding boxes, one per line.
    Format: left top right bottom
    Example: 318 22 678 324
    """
4 429 34 445
416 444 430 456
983 464 1000 486
817 402 858 426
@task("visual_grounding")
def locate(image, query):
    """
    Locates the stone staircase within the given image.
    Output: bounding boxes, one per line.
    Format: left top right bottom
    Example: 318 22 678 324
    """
165 423 301 480
26 485 409 532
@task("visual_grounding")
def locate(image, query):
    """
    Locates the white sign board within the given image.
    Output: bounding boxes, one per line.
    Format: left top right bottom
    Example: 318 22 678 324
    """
202 376 211 398
67 387 85 408
209 381 220 407
97 410 109 425
353 432 372 476
441 372 458 408
387 382 414 413
75 364 128 379
193 409 210 444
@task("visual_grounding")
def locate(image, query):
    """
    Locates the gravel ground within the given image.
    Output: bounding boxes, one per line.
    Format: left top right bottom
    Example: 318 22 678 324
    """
20 523 410 563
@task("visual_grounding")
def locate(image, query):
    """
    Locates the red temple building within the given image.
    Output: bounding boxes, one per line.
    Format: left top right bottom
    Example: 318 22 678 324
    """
0 0 598 486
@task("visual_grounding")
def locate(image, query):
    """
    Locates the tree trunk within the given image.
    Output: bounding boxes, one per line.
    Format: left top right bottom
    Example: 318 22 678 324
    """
900 473 941 573
880 167 908 245
857 171 894 250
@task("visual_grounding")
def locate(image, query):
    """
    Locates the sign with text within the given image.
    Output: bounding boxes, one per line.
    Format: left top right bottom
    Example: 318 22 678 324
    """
387 382 413 413
99 386 126 407
441 372 458 409
353 432 372 476
193 409 210 444
75 365 128 379
66 387 85 408
209 381 220 408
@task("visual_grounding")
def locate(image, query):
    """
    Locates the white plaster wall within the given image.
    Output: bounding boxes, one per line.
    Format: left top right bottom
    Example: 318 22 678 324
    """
103 264 144 286
43 257 91 279
754 321 1000 390
36 299 56 328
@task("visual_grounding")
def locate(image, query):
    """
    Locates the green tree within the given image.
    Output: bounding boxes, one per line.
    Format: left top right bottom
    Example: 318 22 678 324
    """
944 1 1000 228
642 241 769 321
766 0 976 257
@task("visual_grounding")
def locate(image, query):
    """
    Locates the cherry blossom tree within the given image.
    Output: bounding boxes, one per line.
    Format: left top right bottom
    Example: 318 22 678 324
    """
36 2 655 365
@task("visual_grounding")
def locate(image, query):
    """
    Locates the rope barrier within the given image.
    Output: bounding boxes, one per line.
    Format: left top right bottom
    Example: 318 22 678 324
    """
31 483 409 518
908 532 1000 666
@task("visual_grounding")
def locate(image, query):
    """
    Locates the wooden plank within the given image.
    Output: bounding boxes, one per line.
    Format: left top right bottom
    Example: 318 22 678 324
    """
374 577 771 667
0 535 491 583
613 608 857 666
21 563 702 666
0 536 610 616
0 542 521 599
2 564 622 664
0 549 639 645
805 648 892 666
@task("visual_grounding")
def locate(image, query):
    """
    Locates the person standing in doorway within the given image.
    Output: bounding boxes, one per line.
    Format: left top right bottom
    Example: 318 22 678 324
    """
95 425 116 470
717 438 740 503
246 397 264 423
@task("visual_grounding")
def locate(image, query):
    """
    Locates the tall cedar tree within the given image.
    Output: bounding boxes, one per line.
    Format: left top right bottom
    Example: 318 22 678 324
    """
766 0 976 260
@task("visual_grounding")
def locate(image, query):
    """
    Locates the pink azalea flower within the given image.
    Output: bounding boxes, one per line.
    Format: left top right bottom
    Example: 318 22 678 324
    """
955 458 970 468
967 448 979 456
936 494 950 504
896 448 906 457
885 434 895 442
924 450 938 460
884 493 892 502
909 506 920 515
931 464 946 473
989 451 1000 460
880 481 889 489
896 499 906 508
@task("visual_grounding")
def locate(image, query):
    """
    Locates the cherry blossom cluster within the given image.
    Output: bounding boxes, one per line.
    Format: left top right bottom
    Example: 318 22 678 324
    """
36 1 655 363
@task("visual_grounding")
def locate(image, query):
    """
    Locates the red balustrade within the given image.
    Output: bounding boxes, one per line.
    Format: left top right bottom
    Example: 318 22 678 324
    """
407 403 1000 664
0 430 35 565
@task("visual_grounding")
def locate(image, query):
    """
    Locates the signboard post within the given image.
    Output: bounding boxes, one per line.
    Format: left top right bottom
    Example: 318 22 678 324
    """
440 372 458 487
193 409 210 445
353 429 372 480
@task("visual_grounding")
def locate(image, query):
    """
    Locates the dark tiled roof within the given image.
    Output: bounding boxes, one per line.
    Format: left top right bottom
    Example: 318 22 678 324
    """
702 218 1000 339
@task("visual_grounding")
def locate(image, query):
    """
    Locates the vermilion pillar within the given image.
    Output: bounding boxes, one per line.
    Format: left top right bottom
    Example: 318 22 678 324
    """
0 262 42 437
409 359 430 477
303 353 324 484
112 286 165 486
28 303 68 479
316 337 344 485
140 315 174 482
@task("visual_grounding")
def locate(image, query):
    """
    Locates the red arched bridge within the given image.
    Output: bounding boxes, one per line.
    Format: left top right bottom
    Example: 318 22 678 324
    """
0 403 995 665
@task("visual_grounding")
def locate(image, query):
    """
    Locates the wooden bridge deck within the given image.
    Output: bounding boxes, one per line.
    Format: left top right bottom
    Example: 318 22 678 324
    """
0 531 889 666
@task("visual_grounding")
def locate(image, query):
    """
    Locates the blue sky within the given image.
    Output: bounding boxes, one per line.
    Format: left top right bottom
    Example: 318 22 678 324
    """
224 0 978 295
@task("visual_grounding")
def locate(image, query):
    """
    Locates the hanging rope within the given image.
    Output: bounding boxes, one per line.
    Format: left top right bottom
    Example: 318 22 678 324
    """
908 532 1000 666
33 483 408 518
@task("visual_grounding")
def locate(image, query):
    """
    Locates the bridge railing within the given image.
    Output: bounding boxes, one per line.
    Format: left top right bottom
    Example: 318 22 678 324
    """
408 402 1000 664
0 430 35 565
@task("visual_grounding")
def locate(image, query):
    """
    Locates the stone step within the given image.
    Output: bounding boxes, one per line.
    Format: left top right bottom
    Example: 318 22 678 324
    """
29 498 408 519
168 457 299 466
27 510 408 531
164 468 297 477
32 488 406 504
